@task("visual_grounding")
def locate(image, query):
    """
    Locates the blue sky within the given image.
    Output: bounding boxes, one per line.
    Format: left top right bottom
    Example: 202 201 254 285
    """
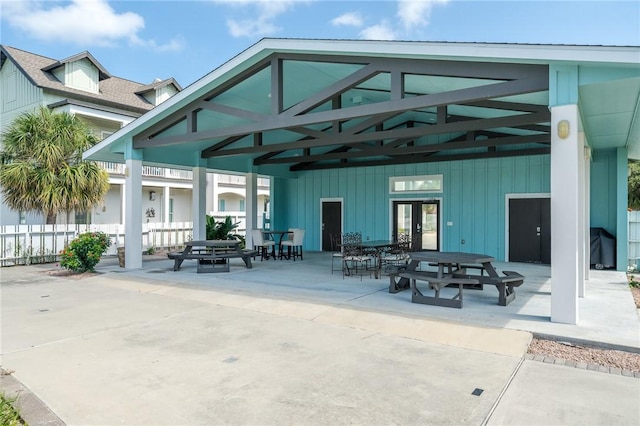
1 1 639 87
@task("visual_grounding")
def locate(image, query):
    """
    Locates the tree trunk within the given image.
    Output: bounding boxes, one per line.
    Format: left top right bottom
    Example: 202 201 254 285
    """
46 211 56 224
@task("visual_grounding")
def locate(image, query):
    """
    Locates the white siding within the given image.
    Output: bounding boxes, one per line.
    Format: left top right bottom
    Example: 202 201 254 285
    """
66 59 99 93
0 59 43 129
156 85 178 105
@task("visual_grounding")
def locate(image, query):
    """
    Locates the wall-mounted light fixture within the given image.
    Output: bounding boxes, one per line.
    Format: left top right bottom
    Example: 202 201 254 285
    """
149 191 156 201
557 120 570 139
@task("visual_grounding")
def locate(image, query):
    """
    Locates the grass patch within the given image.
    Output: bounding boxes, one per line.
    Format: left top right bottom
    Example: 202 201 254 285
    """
0 393 25 426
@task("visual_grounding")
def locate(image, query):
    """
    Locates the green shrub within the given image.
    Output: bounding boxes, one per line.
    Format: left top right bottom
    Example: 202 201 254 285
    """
1 392 24 426
60 231 111 273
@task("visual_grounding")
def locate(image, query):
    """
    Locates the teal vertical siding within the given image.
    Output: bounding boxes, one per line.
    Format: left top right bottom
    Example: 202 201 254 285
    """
283 155 551 259
590 149 618 233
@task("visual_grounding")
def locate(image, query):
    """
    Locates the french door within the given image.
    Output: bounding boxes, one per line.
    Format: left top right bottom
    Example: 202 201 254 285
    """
392 200 440 251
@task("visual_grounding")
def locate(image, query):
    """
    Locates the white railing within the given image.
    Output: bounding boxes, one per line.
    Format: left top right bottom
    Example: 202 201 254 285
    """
94 161 193 180
142 165 164 178
0 215 263 267
95 161 124 174
0 222 193 267
628 211 640 270
167 169 193 179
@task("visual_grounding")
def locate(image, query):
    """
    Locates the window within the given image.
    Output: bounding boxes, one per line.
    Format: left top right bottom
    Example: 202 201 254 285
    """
75 210 90 224
239 199 245 212
390 175 443 194
218 199 226 212
169 198 174 222
19 211 26 225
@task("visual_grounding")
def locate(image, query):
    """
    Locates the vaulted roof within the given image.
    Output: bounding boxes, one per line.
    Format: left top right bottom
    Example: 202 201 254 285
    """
84 39 640 177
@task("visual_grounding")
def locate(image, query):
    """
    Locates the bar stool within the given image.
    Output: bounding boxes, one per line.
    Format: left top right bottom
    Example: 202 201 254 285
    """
280 228 305 260
251 229 275 260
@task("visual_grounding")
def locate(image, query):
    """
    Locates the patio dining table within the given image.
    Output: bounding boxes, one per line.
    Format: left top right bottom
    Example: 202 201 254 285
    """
389 251 525 306
360 240 400 279
263 230 293 259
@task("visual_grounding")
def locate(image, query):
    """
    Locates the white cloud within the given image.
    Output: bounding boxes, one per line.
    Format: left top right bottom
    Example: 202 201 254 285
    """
0 0 184 51
359 22 397 41
216 0 299 38
331 12 364 28
397 0 449 31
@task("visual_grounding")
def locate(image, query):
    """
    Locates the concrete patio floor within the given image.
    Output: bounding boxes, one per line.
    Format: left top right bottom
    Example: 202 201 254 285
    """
107 251 639 349
1 252 638 425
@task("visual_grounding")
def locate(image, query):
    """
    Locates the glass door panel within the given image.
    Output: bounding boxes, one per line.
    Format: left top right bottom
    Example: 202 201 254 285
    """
393 200 440 251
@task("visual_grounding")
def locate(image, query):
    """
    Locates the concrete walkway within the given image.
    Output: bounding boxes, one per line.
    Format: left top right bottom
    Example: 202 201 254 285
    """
1 254 638 425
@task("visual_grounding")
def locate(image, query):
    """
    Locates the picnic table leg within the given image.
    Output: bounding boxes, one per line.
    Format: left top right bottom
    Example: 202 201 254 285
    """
173 258 184 271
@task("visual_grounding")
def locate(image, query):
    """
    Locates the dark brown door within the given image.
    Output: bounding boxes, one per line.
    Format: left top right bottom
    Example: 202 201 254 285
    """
392 200 440 251
509 198 551 264
321 201 342 251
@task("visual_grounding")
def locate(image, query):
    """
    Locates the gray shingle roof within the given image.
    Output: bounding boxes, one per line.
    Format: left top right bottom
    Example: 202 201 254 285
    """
0 45 181 115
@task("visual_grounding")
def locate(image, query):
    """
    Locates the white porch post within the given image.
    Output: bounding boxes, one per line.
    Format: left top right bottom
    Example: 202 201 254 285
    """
163 186 171 224
550 104 582 324
246 173 258 244
577 131 586 297
124 142 143 269
192 166 207 240
584 145 591 281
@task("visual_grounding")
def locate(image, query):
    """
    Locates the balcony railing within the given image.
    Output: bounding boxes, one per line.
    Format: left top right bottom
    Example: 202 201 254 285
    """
94 163 266 186
95 162 193 180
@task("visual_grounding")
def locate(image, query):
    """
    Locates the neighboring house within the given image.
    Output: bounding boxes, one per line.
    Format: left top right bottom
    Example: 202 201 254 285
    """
0 45 270 228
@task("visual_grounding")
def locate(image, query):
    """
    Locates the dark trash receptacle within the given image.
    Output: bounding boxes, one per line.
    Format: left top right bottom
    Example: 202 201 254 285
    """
590 227 616 269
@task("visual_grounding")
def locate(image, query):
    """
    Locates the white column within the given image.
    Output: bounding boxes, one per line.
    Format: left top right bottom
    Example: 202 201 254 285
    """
124 159 143 269
577 131 586 298
584 146 591 282
211 173 219 213
550 104 581 324
246 173 258 243
163 186 171 224
192 167 207 240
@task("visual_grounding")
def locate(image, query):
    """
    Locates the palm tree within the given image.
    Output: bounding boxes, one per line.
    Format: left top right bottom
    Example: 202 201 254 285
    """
0 106 110 224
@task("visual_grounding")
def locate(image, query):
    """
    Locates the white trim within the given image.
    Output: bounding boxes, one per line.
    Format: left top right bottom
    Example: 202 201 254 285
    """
319 198 343 251
504 193 551 262
388 197 443 249
389 174 443 194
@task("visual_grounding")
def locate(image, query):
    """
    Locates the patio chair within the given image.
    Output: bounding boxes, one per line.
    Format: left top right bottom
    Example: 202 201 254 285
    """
380 233 410 274
281 228 305 260
330 233 344 274
342 232 372 280
251 229 275 260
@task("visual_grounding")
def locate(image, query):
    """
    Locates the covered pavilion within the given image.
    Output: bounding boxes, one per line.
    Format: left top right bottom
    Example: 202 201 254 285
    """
84 38 640 324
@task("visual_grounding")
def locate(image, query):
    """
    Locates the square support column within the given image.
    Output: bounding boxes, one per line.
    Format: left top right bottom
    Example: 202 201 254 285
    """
124 157 143 269
163 186 171 224
192 167 207 241
577 131 586 297
246 173 258 243
550 104 583 324
616 147 629 271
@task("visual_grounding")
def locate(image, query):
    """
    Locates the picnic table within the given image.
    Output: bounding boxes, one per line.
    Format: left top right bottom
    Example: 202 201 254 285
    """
389 251 524 307
168 240 258 273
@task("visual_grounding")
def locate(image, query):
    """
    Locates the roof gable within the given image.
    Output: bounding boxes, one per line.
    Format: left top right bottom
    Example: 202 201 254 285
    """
0 45 182 115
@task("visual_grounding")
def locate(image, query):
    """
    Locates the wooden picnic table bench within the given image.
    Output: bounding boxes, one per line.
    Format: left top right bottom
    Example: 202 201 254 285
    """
168 240 258 273
390 252 525 306
397 270 479 308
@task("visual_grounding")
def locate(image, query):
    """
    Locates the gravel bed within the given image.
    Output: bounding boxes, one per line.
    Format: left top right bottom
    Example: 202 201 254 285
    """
528 287 640 373
528 338 640 373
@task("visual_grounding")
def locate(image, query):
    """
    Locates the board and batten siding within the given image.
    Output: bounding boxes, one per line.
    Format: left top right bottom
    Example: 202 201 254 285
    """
284 154 550 260
0 58 43 129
